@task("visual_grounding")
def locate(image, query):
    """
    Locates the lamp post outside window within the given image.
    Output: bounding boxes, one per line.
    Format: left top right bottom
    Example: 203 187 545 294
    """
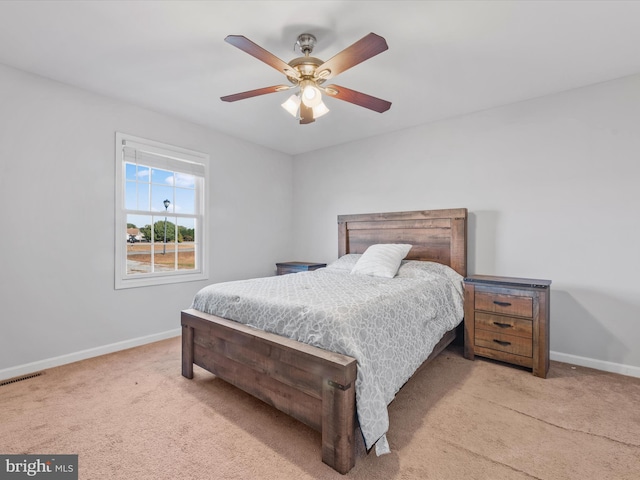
163 199 170 255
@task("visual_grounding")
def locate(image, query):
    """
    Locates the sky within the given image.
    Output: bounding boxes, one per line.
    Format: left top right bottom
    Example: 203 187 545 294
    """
125 162 196 231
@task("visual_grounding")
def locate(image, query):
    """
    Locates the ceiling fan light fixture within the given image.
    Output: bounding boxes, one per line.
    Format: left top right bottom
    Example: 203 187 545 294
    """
281 94 300 117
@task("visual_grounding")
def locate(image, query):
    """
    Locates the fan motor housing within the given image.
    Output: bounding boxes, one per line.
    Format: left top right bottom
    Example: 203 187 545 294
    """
287 56 325 83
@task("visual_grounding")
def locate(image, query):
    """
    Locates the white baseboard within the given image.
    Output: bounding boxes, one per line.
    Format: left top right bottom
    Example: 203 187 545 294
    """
0 328 181 382
550 350 640 378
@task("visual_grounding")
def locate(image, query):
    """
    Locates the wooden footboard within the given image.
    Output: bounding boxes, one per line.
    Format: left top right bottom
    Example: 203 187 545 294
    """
181 308 358 474
182 308 458 474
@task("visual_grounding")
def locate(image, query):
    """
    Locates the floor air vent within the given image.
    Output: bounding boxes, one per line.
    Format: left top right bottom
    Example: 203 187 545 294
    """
0 372 44 387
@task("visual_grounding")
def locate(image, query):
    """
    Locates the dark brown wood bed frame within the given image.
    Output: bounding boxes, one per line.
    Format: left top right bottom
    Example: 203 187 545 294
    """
181 208 467 474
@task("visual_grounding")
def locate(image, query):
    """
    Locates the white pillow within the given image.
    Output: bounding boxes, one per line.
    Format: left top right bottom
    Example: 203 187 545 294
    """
325 254 362 271
350 244 412 278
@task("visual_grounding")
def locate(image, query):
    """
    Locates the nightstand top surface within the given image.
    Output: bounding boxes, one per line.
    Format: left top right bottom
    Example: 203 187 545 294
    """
464 274 551 289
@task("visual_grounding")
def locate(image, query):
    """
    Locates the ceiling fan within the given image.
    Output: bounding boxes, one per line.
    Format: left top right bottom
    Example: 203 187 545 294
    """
220 32 392 124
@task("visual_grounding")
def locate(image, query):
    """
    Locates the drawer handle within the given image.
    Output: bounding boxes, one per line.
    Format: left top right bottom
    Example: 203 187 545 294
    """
493 339 512 347
493 301 512 307
493 322 513 329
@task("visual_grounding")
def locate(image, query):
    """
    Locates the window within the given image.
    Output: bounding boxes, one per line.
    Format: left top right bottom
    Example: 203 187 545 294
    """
115 133 208 289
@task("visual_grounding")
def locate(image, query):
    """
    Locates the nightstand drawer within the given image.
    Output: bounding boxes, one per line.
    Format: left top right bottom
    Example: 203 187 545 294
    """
475 312 532 338
475 291 533 318
277 266 304 275
475 329 532 357
276 262 327 275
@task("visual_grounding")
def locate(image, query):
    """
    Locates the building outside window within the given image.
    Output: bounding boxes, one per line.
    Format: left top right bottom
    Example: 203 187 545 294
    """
115 132 208 289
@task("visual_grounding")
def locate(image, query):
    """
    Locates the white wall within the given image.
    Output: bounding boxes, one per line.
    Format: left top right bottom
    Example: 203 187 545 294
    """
2 61 638 379
292 74 640 375
0 64 293 376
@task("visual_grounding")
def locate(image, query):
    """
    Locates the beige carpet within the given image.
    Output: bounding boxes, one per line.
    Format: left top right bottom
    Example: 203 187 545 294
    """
1 337 639 479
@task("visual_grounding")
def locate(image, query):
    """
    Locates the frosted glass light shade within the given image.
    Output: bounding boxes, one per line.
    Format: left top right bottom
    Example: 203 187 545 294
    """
312 101 330 118
281 94 300 117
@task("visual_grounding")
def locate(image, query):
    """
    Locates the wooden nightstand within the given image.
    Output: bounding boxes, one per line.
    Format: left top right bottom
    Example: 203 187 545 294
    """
463 275 551 378
276 261 327 276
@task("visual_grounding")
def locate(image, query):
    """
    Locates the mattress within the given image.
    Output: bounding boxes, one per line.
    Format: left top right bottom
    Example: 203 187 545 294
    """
191 258 464 454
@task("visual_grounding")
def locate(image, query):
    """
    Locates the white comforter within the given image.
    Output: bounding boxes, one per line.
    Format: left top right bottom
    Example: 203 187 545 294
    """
191 257 464 454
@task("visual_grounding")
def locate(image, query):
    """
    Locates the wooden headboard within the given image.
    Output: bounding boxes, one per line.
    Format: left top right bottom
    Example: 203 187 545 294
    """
337 208 468 277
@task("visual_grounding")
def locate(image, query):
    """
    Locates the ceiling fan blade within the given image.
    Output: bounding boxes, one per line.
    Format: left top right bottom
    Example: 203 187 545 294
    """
299 103 315 124
315 33 388 81
323 84 391 113
221 85 291 102
225 35 300 79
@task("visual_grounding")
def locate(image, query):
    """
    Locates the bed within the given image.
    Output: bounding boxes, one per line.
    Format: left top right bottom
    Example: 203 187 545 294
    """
181 208 467 474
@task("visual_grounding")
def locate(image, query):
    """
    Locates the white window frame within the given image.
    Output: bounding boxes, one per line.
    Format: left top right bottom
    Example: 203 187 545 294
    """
115 132 209 289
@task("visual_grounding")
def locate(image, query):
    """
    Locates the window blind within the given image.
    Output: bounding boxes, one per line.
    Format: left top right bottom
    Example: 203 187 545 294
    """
122 140 205 177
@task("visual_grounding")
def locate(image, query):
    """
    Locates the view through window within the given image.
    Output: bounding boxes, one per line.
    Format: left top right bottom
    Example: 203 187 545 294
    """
115 133 208 289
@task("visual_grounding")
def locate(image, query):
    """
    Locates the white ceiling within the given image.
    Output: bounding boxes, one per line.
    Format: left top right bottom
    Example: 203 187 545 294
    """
1 1 640 156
